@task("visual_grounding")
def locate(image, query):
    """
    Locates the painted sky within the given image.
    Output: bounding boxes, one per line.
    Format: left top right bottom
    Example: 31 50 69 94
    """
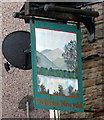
35 28 77 52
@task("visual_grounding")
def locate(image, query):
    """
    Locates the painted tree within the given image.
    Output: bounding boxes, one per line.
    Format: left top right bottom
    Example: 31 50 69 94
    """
53 90 59 95
74 89 79 96
68 85 73 95
68 85 79 96
58 84 64 95
47 89 49 94
40 84 47 93
62 40 77 71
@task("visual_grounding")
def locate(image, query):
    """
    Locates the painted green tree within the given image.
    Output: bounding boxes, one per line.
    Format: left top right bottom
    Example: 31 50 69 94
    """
68 85 73 95
47 89 49 94
68 85 79 96
58 84 64 95
39 84 47 93
53 90 59 95
62 40 77 71
39 84 49 94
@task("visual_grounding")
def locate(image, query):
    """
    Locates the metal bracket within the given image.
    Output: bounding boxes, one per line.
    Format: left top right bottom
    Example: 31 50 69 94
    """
23 47 31 70
13 3 99 43
81 8 96 43
86 17 95 43
83 17 95 43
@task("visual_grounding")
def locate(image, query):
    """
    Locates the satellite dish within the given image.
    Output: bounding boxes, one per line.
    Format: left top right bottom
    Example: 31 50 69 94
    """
2 31 31 70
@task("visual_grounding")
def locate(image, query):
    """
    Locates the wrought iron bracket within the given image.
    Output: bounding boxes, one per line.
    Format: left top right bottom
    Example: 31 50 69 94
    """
43 4 98 43
13 3 99 43
81 16 95 43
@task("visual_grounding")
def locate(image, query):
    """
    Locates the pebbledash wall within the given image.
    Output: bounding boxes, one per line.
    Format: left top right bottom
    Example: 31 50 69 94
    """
61 1 104 119
1 2 49 118
0 1 104 119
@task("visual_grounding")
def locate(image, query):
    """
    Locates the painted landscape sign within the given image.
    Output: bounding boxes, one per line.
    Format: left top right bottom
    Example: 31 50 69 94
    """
30 20 84 112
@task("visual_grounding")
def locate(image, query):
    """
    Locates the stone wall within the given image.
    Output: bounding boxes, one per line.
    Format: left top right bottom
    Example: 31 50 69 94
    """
61 2 104 119
1 2 49 118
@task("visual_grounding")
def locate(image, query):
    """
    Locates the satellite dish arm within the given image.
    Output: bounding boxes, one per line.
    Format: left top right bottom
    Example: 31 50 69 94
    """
23 47 31 70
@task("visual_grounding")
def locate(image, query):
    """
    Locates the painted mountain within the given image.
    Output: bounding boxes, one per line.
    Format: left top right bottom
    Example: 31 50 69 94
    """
36 51 58 69
41 49 52 54
42 48 63 61
41 48 68 70
53 58 67 70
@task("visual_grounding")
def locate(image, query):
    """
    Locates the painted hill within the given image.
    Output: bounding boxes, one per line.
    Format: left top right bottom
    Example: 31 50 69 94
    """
53 57 67 70
36 51 58 69
42 48 64 62
41 48 68 70
41 49 52 54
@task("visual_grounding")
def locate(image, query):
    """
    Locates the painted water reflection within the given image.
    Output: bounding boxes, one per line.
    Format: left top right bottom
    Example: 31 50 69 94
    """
37 75 79 97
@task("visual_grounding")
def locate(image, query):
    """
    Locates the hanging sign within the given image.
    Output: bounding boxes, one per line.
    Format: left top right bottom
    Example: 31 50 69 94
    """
30 20 84 112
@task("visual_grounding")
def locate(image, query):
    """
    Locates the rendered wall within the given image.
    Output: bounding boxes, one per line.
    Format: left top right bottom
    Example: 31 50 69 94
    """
0 1 2 119
1 2 49 118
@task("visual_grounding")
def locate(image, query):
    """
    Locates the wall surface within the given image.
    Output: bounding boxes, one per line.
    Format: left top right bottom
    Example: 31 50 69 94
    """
1 2 49 118
61 2 104 119
0 1 2 119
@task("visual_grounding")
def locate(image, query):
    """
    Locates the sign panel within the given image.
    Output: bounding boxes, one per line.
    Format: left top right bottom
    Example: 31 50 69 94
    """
30 20 84 112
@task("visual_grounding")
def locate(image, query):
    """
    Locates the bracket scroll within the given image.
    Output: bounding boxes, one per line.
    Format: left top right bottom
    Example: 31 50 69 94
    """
81 16 95 43
13 3 99 43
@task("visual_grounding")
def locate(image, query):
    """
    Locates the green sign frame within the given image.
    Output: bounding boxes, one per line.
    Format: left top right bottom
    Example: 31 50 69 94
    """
30 20 84 112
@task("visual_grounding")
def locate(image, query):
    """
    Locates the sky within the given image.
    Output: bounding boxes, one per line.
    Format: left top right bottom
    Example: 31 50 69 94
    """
35 28 77 52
